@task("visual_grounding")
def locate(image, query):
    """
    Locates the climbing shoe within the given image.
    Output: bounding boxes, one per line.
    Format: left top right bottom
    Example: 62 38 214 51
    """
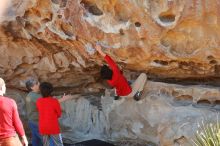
134 91 143 101
114 95 120 100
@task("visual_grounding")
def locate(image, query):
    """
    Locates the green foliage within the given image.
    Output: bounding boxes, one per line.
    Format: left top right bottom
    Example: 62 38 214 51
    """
192 117 220 146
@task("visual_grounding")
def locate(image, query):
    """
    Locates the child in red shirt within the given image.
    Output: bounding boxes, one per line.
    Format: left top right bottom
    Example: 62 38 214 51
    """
36 82 63 146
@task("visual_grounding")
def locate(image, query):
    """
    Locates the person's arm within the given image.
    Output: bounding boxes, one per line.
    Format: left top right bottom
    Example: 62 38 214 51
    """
12 100 28 146
55 99 61 118
25 95 34 118
95 44 106 57
36 99 39 111
21 135 28 146
95 44 120 72
58 94 80 103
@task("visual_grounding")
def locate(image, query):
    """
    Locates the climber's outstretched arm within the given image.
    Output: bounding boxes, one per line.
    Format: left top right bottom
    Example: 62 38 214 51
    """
94 44 120 72
95 44 106 57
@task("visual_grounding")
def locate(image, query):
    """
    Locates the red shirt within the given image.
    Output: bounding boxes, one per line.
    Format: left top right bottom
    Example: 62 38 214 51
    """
36 97 61 135
0 96 25 139
104 55 132 96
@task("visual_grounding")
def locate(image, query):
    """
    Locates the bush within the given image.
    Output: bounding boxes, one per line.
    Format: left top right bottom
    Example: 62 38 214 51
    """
192 117 220 146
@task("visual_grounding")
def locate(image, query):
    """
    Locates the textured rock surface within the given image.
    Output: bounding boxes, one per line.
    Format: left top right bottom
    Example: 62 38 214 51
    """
1 0 220 145
1 0 220 90
8 81 220 146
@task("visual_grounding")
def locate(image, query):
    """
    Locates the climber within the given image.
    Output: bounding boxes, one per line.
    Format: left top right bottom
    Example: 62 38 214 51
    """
25 78 74 146
0 78 28 146
94 44 147 101
36 82 64 146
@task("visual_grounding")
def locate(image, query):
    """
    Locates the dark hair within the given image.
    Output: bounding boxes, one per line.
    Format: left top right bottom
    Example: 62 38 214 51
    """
100 65 113 80
26 79 38 91
39 82 53 97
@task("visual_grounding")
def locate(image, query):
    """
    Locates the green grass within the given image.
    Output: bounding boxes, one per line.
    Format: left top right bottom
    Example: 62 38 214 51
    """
192 116 220 146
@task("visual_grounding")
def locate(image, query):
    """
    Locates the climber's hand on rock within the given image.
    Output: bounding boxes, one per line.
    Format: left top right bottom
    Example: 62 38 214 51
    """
95 44 102 51
95 44 106 57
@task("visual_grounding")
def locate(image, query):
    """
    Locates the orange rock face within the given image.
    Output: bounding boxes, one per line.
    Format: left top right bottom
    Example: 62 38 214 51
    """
0 0 220 89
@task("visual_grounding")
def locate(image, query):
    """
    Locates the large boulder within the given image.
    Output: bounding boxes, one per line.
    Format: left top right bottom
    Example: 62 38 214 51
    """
8 81 220 145
0 0 220 90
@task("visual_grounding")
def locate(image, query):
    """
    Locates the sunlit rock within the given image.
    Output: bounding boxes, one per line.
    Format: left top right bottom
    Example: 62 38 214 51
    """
1 0 220 145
